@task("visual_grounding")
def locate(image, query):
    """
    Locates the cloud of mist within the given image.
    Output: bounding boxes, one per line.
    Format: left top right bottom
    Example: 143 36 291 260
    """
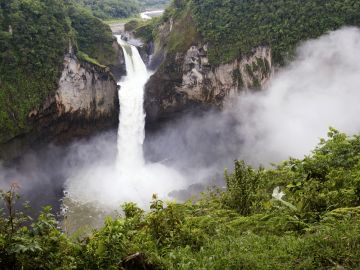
233 27 360 164
2 27 360 213
0 132 118 213
145 27 360 182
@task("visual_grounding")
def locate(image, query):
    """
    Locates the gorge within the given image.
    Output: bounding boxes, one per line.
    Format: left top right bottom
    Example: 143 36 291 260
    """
1 1 360 268
64 36 186 209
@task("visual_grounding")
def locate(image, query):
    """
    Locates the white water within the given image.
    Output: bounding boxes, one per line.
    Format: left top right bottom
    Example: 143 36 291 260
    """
64 36 186 209
116 36 149 171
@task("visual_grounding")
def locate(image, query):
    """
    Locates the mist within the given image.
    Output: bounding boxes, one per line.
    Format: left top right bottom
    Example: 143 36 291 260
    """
233 27 360 164
71 27 360 208
145 27 360 185
1 27 360 212
0 132 118 213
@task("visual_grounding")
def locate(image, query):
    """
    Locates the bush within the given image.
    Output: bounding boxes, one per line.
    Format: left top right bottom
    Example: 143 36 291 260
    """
0 129 359 269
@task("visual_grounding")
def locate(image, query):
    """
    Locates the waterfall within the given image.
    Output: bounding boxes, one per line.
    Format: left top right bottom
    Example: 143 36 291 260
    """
64 36 186 209
115 36 150 172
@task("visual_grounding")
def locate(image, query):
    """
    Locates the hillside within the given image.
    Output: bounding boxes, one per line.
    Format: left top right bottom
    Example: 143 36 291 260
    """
72 0 170 20
0 0 360 269
126 0 360 123
1 129 359 269
73 0 139 19
138 0 360 65
191 0 360 65
139 0 170 10
0 0 120 145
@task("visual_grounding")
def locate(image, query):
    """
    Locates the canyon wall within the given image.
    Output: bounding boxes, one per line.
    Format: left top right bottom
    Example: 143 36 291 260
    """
0 52 121 160
135 15 273 123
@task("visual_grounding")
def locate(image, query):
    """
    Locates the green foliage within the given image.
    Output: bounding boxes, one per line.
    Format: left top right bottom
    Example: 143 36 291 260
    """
190 0 360 65
0 0 71 142
72 0 171 20
81 217 128 269
73 0 139 20
134 0 199 54
138 0 170 10
124 18 141 31
68 5 116 66
1 129 360 269
220 128 360 222
77 51 106 68
256 57 269 75
0 184 77 269
124 17 162 44
0 0 118 144
224 161 262 215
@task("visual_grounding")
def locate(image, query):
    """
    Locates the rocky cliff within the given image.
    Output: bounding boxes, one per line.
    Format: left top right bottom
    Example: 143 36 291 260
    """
56 54 118 121
0 53 120 160
109 40 127 81
0 2 127 160
140 0 360 125
138 14 272 124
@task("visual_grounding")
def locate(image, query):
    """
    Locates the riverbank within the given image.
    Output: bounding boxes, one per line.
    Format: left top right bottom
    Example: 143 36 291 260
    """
106 10 164 34
140 10 164 19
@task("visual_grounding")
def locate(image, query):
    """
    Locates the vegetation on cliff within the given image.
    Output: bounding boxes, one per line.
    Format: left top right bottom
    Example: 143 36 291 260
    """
134 0 198 53
137 0 360 65
73 0 139 20
73 0 170 20
1 129 359 269
139 0 169 10
0 0 71 143
191 0 360 65
0 0 117 144
68 5 117 67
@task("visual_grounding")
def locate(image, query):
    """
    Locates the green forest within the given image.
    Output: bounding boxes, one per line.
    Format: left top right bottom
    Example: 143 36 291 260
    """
137 0 360 65
0 0 117 144
191 0 360 64
139 0 169 10
74 0 139 19
0 0 170 145
1 129 359 269
1 0 360 268
74 0 170 20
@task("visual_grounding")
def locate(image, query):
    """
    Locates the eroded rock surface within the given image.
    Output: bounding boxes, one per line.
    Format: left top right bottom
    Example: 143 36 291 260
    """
0 54 119 160
56 54 118 119
145 42 272 123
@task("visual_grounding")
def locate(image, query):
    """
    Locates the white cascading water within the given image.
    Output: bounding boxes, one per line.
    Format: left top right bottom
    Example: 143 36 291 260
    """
64 36 186 209
115 36 149 171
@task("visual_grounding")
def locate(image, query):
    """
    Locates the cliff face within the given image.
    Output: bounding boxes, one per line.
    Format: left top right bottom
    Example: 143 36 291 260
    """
179 44 272 102
0 1 127 160
144 35 272 123
142 0 360 125
0 53 119 160
110 40 126 81
56 54 118 119
118 2 273 124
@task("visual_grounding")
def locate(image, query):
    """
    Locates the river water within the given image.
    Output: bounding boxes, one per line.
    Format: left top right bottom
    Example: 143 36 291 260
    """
140 10 164 20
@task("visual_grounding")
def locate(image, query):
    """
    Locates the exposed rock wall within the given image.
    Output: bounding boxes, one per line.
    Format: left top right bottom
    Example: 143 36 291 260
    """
145 42 272 123
180 44 272 102
56 54 118 119
113 15 273 126
0 53 119 160
110 40 126 81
